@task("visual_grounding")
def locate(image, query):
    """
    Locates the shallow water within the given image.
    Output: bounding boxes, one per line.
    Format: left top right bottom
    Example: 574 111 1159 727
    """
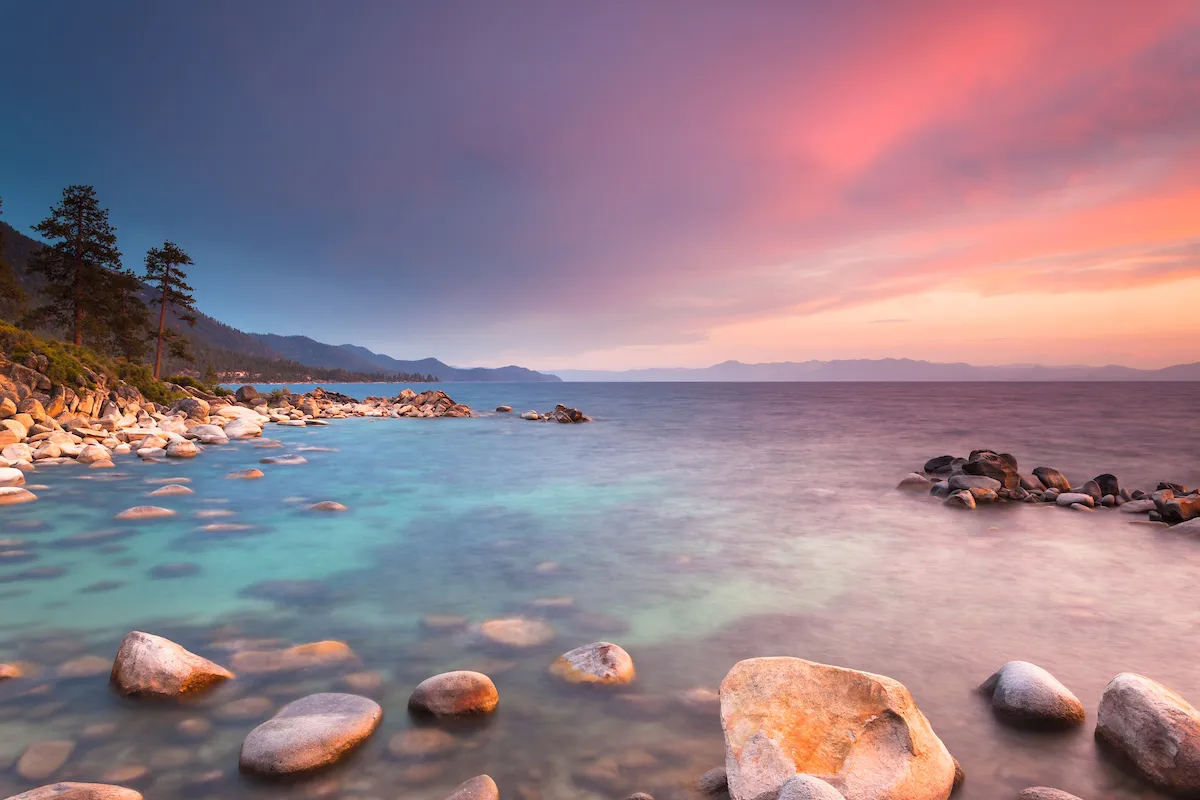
1 382 1199 800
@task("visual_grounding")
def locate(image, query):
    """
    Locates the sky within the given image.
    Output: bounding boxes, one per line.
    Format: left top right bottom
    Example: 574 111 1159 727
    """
1 1 1198 371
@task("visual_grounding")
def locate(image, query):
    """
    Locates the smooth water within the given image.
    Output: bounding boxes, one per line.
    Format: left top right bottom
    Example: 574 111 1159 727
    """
1 382 1199 800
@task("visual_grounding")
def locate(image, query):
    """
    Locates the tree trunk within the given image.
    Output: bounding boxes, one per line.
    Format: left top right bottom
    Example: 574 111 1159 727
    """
154 272 169 380
73 208 84 346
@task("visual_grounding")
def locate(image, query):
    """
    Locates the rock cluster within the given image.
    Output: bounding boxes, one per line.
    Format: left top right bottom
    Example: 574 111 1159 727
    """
517 404 592 423
900 450 1200 527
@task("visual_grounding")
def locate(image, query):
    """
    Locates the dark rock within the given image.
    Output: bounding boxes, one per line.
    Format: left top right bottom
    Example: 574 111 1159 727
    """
1093 473 1120 497
963 452 1019 489
235 386 259 403
952 757 965 792
148 562 200 580
1078 480 1102 501
1160 495 1200 523
923 455 956 474
1032 467 1071 492
1158 482 1188 494
944 491 976 510
697 767 728 797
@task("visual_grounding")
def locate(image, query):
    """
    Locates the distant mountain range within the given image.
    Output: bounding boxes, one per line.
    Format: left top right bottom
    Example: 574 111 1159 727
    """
555 358 1200 382
251 334 561 382
0 220 560 382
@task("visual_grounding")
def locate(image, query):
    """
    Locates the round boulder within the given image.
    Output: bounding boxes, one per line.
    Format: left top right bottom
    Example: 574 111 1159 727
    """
550 642 635 686
238 692 383 776
110 631 233 698
446 775 499 800
4 784 144 800
408 671 499 716
1096 672 1200 796
165 440 198 459
0 486 38 505
979 661 1084 728
896 474 932 493
778 775 846 800
1032 467 1071 492
226 468 264 480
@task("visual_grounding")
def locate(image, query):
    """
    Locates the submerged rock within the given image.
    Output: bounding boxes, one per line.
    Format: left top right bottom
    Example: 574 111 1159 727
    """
408 670 499 716
550 642 636 686
147 484 193 497
896 473 932 492
1017 789 1083 800
226 468 264 480
115 506 175 521
387 728 458 759
238 692 382 776
5 784 144 800
719 657 954 800
444 775 499 800
480 618 556 649
110 631 233 698
308 501 347 512
259 454 307 466
1096 672 1200 796
0 486 38 505
229 640 358 675
17 740 76 781
979 661 1085 728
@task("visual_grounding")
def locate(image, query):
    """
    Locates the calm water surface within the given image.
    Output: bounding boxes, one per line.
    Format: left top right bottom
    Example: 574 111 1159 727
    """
1 382 1199 800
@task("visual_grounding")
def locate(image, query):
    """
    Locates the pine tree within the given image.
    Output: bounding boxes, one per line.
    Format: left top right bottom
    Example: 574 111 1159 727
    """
202 363 220 387
0 198 29 321
144 240 197 379
26 186 123 346
107 267 151 361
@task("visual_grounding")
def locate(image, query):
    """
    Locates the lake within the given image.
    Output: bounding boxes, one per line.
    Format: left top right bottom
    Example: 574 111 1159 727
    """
1 382 1199 799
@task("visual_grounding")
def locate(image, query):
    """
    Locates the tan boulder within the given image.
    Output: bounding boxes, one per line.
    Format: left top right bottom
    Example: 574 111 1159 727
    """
408 671 499 716
110 631 234 698
550 642 635 686
720 657 954 800
1096 672 1200 796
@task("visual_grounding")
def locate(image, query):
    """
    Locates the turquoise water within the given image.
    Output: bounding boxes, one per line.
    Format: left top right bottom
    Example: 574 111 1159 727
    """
1 382 1199 799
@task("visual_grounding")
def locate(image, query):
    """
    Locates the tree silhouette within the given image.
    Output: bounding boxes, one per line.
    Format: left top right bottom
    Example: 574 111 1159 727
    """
26 185 123 346
144 240 197 379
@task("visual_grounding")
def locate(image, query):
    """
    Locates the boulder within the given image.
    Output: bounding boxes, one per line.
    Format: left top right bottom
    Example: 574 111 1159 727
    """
222 417 262 438
115 506 176 521
445 776 500 800
778 775 846 800
17 740 76 781
1078 480 1103 501
226 468 264 480
480 618 556 649
147 484 193 497
1096 672 1200 795
1121 498 1156 513
76 444 111 464
1055 493 1094 508
896 473 932 492
0 466 26 485
720 657 954 800
110 631 234 697
1173 518 1200 534
1017 790 1083 800
495 406 513 413
963 452 1019 489
259 454 307 466
238 692 382 776
923 456 956 474
1093 473 1120 497
187 424 228 444
1160 495 1200 523
1020 474 1046 491
308 501 347 512
979 661 1085 727
235 385 259 403
947 475 1001 491
166 440 198 458
550 642 635 685
0 487 38 505
4 784 144 800
1032 467 1071 492
520 411 540 420
229 641 358 675
944 491 976 510
172 397 209 421
408 670 499 716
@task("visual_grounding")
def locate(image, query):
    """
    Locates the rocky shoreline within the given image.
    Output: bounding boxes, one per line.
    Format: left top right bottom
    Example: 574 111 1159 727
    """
897 449 1200 530
4 628 1198 800
0 359 594 505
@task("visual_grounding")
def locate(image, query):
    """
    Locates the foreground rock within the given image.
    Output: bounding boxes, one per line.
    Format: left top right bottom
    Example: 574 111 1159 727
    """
778 775 846 800
110 631 233 698
5 784 144 800
979 661 1085 728
445 775 500 800
550 642 635 686
408 670 499 716
720 657 954 800
238 692 382 776
1096 673 1200 796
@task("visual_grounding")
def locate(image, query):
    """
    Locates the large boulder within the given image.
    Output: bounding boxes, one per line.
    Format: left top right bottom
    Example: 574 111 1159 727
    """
235 385 259 403
222 417 263 439
947 475 1001 491
408 670 499 716
1032 467 1071 493
165 439 198 458
962 451 1019 490
979 661 1084 728
1092 473 1120 497
238 692 382 776
4 784 144 800
110 631 233 698
550 642 635 686
1096 672 1200 795
171 397 209 421
445 776 500 800
720 657 954 800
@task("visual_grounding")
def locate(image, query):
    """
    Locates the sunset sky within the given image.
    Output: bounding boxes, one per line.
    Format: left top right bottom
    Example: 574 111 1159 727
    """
2 1 1198 370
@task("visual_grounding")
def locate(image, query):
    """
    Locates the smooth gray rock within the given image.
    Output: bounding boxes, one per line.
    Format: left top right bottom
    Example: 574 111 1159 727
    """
1120 499 1156 513
979 661 1084 727
896 473 932 492
948 475 1001 491
697 767 728 797
778 775 845 800
4 784 143 800
1055 493 1094 508
238 692 382 775
1096 673 1200 796
1173 518 1200 533
445 775 499 800
1017 789 1083 800
930 481 951 498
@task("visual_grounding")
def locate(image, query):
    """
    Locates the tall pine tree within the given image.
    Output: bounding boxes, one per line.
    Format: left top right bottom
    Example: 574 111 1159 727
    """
144 240 197 379
26 185 123 346
108 266 152 361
